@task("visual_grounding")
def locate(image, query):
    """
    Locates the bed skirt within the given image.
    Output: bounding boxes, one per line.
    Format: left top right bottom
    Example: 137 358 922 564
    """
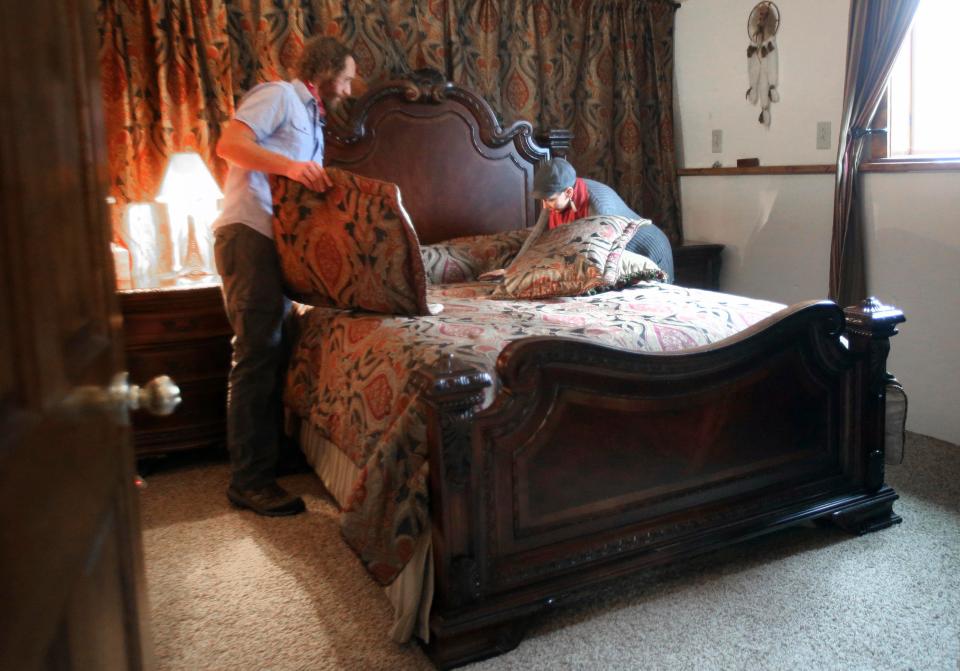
286 412 434 643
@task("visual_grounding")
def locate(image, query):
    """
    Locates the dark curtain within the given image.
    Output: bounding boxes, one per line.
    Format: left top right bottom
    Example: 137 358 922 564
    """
830 0 919 306
98 0 683 243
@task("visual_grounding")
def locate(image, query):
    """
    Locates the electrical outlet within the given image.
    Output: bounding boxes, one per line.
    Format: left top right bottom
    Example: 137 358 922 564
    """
816 121 832 150
711 129 722 153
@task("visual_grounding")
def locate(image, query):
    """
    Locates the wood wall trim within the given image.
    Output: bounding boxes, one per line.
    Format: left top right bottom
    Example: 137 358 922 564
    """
677 165 835 176
678 160 960 177
860 159 960 173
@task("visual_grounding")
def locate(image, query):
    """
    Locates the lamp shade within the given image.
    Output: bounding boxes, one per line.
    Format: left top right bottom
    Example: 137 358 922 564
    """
156 152 223 204
155 152 223 281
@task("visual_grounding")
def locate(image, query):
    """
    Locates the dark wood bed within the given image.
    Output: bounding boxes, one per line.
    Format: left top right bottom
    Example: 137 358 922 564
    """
319 70 905 669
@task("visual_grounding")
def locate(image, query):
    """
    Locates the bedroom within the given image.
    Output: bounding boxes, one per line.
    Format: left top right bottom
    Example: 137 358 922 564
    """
1 0 957 669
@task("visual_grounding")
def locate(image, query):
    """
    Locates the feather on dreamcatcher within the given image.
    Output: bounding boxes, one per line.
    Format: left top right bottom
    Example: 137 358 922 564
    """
746 2 780 126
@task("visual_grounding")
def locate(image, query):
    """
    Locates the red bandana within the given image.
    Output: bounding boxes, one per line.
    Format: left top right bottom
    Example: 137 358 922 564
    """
303 81 327 119
547 178 590 230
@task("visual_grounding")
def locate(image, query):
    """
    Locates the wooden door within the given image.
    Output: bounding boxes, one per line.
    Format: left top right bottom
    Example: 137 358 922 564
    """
0 1 151 669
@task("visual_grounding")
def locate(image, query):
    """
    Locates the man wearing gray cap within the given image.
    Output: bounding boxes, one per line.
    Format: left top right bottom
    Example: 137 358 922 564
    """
489 158 674 281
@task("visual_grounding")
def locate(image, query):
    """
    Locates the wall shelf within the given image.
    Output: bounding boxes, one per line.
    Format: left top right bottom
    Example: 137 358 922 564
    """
678 161 960 176
677 165 835 176
860 159 960 173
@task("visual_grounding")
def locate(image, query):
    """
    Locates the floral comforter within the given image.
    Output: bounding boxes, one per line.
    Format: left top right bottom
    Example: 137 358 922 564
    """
285 281 783 584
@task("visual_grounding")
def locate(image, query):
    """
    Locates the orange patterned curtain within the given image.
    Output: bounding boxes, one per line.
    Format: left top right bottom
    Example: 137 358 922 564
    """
99 0 234 200
99 0 681 242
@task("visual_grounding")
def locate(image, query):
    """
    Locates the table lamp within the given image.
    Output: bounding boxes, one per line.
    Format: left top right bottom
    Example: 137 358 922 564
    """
155 152 223 280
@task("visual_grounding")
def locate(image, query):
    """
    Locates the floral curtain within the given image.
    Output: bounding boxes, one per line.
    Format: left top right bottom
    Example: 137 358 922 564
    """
98 0 682 243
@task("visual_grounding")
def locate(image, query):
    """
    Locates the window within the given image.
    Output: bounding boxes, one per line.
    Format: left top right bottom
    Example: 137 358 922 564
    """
881 0 960 160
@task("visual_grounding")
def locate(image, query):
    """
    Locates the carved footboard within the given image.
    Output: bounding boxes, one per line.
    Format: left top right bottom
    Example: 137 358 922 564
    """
413 297 904 669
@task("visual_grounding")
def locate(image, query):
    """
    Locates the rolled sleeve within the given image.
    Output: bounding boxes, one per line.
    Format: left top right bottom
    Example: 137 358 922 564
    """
235 82 288 141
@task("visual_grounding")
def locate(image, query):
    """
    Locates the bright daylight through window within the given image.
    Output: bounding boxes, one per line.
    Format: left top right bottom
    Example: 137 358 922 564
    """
887 0 960 157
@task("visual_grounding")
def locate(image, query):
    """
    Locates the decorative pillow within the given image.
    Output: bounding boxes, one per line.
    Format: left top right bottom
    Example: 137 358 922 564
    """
420 228 531 284
271 169 435 316
614 250 667 289
491 215 642 299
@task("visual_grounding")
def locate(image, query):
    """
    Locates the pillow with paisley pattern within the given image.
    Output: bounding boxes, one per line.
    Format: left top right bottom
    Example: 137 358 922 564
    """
420 228 531 284
272 169 436 316
491 215 643 299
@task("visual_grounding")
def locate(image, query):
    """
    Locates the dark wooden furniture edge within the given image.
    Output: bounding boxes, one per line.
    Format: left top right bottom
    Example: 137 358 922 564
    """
305 72 907 669
118 284 231 457
324 68 564 245
413 297 904 668
673 241 723 291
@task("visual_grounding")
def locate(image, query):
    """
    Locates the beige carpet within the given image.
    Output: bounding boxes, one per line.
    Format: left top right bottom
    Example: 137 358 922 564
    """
140 432 960 670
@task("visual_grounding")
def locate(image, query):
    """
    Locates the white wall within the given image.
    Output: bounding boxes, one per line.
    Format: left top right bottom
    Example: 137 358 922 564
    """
862 173 960 442
675 0 960 444
680 175 833 304
677 0 848 167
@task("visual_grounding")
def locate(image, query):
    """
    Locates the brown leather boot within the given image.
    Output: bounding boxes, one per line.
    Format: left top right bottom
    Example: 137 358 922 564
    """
227 482 305 516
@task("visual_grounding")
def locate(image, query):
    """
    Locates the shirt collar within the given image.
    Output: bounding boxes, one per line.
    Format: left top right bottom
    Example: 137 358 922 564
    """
291 79 317 107
291 78 326 123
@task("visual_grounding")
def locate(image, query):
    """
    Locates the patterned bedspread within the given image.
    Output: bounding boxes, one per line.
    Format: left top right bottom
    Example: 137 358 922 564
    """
285 281 784 584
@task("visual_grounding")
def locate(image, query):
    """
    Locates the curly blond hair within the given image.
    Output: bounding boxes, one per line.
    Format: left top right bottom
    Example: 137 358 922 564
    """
297 36 352 85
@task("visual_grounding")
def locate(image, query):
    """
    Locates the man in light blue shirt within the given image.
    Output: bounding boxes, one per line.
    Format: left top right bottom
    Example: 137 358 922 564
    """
213 36 356 516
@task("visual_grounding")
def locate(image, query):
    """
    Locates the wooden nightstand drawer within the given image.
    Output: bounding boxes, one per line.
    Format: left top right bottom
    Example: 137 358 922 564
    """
118 283 231 457
673 241 724 291
125 340 232 383
129 377 227 456
123 313 232 345
120 286 231 345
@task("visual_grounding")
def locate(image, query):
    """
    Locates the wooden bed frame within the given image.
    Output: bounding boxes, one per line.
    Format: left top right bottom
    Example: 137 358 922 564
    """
323 70 905 669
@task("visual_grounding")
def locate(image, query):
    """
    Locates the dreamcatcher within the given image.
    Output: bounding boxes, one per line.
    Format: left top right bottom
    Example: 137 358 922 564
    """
745 1 780 126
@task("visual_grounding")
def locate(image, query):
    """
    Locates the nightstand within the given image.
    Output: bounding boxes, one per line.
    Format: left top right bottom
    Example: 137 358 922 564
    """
118 283 232 457
673 241 724 291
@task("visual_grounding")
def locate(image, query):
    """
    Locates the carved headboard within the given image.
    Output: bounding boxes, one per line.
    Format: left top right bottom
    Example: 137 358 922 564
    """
324 70 559 245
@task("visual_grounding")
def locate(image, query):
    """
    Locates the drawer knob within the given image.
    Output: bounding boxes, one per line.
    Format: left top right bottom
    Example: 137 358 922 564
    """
64 372 182 424
123 373 183 416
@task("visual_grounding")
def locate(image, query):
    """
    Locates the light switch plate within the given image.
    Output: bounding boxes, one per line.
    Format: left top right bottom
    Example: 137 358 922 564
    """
711 129 722 153
817 122 831 150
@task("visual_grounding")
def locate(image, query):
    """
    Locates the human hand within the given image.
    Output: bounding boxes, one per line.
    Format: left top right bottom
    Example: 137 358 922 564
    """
477 268 506 281
286 161 333 192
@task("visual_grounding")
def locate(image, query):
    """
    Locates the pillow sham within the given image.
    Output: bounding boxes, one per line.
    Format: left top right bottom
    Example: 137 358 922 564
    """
420 228 531 284
491 215 643 299
614 250 667 289
271 169 435 316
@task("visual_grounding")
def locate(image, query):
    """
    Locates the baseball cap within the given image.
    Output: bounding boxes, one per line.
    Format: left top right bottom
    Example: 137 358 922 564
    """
531 158 577 199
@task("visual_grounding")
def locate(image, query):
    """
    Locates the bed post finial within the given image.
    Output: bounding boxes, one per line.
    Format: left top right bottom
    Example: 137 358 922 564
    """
844 297 905 340
843 297 906 493
401 68 451 103
536 129 575 159
844 296 905 397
